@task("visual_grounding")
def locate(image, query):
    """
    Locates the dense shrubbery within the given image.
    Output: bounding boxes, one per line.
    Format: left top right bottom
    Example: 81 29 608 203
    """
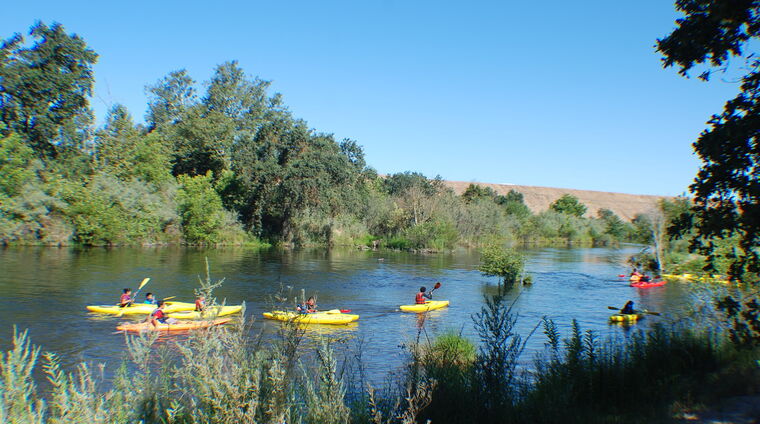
2 291 758 424
1 21 643 249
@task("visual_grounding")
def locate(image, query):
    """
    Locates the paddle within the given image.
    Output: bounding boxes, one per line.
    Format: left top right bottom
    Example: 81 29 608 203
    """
117 278 150 317
131 278 151 303
430 282 442 294
607 306 660 316
162 296 176 301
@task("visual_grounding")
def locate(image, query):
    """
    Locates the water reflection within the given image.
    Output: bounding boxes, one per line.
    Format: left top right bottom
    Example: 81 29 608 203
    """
0 245 689 386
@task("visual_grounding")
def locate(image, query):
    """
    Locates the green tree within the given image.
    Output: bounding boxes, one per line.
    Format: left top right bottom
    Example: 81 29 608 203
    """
550 194 587 217
496 189 531 218
177 172 224 244
658 1 760 279
0 132 37 196
145 69 197 131
0 22 97 157
462 184 497 203
597 208 626 240
478 244 526 286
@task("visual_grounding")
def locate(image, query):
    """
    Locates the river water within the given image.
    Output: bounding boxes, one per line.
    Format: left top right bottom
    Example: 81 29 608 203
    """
0 245 690 384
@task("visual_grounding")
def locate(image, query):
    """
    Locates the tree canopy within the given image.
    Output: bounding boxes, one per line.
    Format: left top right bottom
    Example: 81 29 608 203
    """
658 0 760 279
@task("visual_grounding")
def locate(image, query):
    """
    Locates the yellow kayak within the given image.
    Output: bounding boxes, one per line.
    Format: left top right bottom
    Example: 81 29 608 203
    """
168 305 244 319
609 311 645 322
86 301 195 315
116 318 232 332
262 310 359 325
399 300 450 313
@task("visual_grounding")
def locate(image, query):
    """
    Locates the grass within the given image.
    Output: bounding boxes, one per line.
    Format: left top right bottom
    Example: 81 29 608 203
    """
2 282 759 423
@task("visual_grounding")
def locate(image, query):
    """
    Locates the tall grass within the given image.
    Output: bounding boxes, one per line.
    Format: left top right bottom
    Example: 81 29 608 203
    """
2 294 758 423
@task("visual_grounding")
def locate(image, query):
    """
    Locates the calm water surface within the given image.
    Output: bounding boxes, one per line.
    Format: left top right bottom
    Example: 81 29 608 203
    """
0 245 690 384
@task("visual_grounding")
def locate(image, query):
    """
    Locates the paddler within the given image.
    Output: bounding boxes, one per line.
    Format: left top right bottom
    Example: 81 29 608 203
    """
148 301 177 327
119 288 133 307
144 293 157 305
195 295 206 311
621 300 635 314
297 296 318 314
415 286 433 304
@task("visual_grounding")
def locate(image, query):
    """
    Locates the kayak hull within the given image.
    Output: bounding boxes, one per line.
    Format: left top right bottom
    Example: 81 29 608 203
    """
87 301 196 315
399 300 450 313
168 305 243 319
630 280 667 288
116 318 231 332
609 312 645 322
262 311 359 325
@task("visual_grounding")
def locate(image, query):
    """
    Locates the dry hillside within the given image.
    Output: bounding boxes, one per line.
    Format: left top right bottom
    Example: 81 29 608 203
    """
444 180 673 222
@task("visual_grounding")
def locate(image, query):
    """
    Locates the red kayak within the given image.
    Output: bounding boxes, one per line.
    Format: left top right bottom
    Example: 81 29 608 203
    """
631 280 667 288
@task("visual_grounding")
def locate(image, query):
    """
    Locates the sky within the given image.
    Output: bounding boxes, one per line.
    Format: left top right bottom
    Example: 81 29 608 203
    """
1 0 742 196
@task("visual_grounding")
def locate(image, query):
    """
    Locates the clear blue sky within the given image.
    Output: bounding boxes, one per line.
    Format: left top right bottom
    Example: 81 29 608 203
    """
1 0 740 196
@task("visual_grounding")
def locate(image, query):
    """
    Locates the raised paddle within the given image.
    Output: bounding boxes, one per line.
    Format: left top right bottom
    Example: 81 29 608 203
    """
131 278 151 302
607 306 660 316
430 282 442 294
162 296 176 301
117 278 150 317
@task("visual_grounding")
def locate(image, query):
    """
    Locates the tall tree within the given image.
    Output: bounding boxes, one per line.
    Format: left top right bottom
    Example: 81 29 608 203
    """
0 22 97 157
658 0 760 279
145 69 197 131
550 194 587 217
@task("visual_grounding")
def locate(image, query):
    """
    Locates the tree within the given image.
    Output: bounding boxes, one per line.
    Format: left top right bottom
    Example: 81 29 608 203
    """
462 184 496 203
145 69 197 131
550 194 587 217
177 172 224 244
597 208 626 240
478 244 526 287
658 1 760 279
0 22 98 157
496 189 531 218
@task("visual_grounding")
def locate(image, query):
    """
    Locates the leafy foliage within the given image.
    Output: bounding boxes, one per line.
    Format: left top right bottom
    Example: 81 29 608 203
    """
658 0 760 280
0 22 97 157
478 244 526 285
550 194 587 217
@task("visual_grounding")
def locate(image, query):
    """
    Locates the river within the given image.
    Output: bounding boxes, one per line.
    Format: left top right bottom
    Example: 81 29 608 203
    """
0 245 691 385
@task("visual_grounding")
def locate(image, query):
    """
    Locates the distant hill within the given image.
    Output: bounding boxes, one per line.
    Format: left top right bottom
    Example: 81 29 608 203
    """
443 180 673 221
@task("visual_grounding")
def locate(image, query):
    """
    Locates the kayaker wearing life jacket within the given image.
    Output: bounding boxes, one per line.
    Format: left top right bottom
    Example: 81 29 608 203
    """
148 301 177 327
144 293 157 305
119 288 133 307
416 287 433 304
297 296 317 314
621 300 635 314
195 295 205 311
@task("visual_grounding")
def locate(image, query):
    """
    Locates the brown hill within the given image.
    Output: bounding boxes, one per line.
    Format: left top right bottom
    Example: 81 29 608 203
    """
444 180 672 221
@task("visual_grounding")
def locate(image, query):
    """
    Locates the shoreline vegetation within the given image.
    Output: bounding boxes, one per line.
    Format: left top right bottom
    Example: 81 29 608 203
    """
2 22 664 254
1 273 759 424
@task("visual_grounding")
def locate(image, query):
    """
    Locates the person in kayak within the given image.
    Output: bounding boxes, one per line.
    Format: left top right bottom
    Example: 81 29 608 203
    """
621 301 635 314
144 293 157 305
195 295 205 311
148 301 177 327
416 287 433 304
297 296 318 314
119 288 133 307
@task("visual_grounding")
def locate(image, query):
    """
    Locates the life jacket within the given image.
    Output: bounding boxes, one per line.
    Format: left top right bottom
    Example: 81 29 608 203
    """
120 294 132 305
195 299 204 311
151 309 167 323
415 292 427 304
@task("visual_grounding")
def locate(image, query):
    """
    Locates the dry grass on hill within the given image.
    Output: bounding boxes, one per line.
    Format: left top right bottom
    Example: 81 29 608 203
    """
444 180 673 221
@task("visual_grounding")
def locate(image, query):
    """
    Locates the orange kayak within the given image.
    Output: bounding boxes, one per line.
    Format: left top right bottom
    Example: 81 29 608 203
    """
116 318 231 332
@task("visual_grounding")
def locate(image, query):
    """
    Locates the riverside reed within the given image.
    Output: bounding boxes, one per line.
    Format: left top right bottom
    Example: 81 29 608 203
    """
2 293 758 423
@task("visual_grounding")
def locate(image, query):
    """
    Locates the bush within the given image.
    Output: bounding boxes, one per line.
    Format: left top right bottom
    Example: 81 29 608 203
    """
478 244 526 286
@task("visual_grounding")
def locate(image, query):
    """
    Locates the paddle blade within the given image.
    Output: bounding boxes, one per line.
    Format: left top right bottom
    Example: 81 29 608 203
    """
607 306 621 310
162 296 176 301
434 282 441 290
340 309 352 313
138 278 150 290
